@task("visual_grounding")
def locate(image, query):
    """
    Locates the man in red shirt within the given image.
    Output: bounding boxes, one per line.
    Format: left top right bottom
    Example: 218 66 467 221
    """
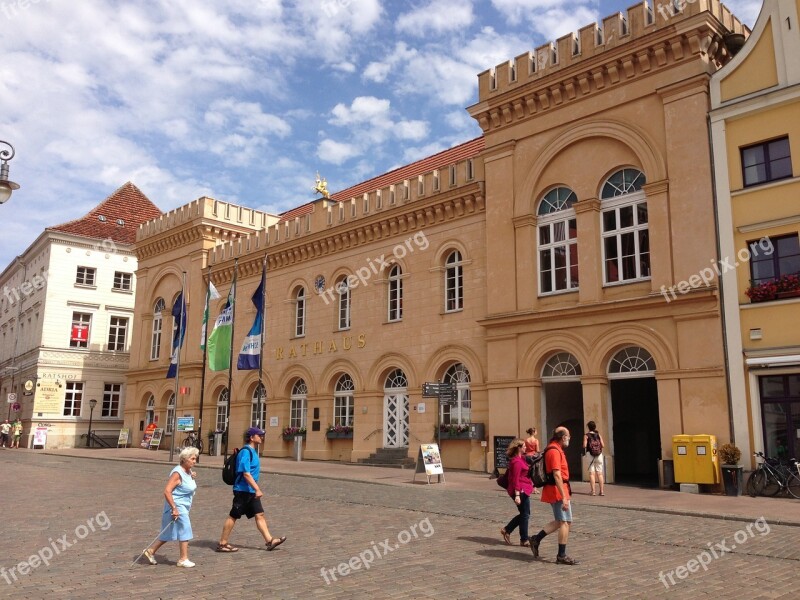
530 426 578 565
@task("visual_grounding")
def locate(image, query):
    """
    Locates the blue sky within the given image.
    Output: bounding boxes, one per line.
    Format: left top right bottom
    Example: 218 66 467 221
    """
0 0 762 267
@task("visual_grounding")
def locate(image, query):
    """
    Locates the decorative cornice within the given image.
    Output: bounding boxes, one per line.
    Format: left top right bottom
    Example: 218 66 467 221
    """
642 180 669 196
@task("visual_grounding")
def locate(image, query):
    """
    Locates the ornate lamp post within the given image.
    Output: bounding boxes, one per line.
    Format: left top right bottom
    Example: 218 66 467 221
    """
0 140 20 204
86 398 97 448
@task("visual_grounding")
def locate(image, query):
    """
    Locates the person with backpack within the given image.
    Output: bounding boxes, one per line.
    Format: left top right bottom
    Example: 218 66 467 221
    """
217 427 286 553
530 427 578 565
499 438 532 547
583 421 605 496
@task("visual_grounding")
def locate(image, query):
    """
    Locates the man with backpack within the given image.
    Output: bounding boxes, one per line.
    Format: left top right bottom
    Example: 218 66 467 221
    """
530 427 578 565
217 427 287 553
583 421 605 496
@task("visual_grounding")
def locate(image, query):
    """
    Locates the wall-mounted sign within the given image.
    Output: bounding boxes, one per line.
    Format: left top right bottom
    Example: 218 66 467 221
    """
33 380 64 414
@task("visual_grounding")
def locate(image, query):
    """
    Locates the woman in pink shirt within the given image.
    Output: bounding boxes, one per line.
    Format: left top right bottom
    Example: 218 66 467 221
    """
499 438 533 546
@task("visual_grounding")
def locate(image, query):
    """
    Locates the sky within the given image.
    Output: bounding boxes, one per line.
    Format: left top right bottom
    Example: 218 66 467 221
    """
0 0 762 268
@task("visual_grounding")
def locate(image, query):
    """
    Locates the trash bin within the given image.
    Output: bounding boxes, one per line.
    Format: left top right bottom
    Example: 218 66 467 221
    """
213 433 223 457
293 435 303 461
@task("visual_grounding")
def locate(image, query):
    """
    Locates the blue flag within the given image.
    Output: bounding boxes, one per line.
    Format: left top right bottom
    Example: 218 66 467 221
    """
237 265 265 370
166 291 187 378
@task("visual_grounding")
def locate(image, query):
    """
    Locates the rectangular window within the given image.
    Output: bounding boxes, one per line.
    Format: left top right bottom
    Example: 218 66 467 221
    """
108 316 128 351
449 165 457 187
742 137 792 187
376 190 383 210
363 194 369 213
102 383 122 417
113 272 132 291
63 381 84 417
70 312 92 348
338 282 351 330
602 201 650 284
466 159 474 181
539 218 579 294
290 398 307 428
295 290 306 337
334 395 354 427
76 267 96 286
749 234 800 286
215 403 228 432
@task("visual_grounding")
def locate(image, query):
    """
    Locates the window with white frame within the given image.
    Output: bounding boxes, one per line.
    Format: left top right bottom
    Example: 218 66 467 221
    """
75 266 96 286
102 383 122 417
63 381 84 417
388 264 403 321
108 316 128 351
251 383 266 428
601 168 649 284
166 394 176 434
294 287 306 337
113 271 132 291
441 363 471 425
151 298 165 360
290 379 308 428
70 312 92 348
538 187 579 294
216 388 229 432
337 278 351 330
334 374 355 427
445 250 463 312
145 394 155 426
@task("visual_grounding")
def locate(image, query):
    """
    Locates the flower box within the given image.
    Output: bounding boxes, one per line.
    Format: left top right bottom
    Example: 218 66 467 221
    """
436 423 484 440
746 274 800 303
282 432 306 442
326 431 354 440
439 430 472 440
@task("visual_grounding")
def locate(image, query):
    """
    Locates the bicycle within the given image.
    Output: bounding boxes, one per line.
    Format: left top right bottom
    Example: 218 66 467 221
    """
181 430 204 455
746 451 800 499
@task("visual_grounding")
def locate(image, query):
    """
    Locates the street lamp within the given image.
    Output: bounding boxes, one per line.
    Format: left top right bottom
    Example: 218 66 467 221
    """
0 140 20 205
86 398 97 448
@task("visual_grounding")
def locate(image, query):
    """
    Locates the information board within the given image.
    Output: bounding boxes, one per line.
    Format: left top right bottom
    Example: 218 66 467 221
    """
117 428 130 448
176 417 194 432
140 423 157 448
413 443 445 484
32 380 63 414
33 426 48 449
493 436 515 476
148 428 164 450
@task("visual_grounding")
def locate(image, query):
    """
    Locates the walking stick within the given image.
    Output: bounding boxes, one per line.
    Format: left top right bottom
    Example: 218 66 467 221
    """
130 517 177 567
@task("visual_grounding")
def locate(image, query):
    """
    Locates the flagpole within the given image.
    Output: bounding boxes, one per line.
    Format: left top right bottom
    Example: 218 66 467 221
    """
169 271 186 463
197 265 212 463
257 254 267 454
224 259 238 461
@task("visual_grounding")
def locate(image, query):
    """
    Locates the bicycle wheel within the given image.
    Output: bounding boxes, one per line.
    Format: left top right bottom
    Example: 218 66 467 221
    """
746 470 765 497
181 436 191 449
786 470 800 499
762 470 782 496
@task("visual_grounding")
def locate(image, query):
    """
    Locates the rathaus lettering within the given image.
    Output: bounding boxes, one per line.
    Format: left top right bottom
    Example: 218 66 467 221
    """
273 334 366 360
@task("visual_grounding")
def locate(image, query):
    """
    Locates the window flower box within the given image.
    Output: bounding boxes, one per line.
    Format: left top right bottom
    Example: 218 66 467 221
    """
746 274 800 303
281 427 306 441
437 423 484 440
326 425 353 439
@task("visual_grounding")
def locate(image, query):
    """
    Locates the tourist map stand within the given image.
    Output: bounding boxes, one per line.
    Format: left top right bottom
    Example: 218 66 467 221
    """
413 443 445 484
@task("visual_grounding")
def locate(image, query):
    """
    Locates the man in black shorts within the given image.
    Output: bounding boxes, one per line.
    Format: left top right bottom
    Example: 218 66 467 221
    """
217 427 286 552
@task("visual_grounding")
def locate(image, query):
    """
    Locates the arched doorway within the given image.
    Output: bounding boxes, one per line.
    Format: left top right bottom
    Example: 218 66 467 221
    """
541 352 583 478
608 346 660 486
383 369 409 448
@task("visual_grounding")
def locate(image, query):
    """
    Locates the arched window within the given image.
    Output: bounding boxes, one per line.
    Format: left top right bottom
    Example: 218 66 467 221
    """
166 393 176 435
442 363 471 425
290 379 308 428
337 277 351 330
145 395 155 427
601 169 649 284
537 187 579 294
334 374 355 427
216 388 229 432
385 369 408 390
151 298 165 360
388 265 403 322
294 287 306 337
251 383 266 428
542 352 583 378
445 250 463 312
608 346 656 377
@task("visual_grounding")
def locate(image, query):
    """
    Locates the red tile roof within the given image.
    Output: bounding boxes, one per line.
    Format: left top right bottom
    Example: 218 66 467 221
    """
279 136 484 222
48 182 162 245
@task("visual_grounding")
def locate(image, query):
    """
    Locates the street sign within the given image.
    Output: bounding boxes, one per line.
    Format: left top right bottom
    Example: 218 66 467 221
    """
7 392 17 403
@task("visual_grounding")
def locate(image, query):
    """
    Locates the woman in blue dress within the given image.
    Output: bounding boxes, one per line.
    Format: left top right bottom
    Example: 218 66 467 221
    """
143 446 199 567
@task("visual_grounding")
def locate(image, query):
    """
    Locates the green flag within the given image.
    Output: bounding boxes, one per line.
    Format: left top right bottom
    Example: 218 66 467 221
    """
200 280 221 351
207 280 235 371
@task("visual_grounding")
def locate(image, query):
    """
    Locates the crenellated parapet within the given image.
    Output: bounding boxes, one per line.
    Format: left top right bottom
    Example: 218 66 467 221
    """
470 0 749 133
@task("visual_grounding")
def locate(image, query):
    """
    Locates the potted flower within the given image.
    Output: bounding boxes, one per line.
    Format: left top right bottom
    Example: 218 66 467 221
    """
437 423 472 439
775 274 800 299
326 424 354 439
718 442 743 496
745 279 778 303
281 426 306 441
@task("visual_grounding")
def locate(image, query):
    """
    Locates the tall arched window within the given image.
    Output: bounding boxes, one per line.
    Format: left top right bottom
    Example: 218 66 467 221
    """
337 278 351 330
388 265 403 322
216 388 229 432
442 363 471 425
251 383 266 428
334 374 355 427
151 298 165 360
537 187 579 294
145 395 155 426
445 250 463 312
290 379 308 428
294 287 306 337
166 393 176 435
601 168 649 284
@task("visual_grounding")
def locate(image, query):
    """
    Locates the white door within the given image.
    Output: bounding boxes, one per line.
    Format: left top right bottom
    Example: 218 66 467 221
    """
383 369 409 448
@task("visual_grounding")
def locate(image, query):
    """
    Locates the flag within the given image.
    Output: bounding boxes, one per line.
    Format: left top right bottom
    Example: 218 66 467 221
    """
166 291 186 379
237 264 265 370
207 280 236 371
200 280 221 351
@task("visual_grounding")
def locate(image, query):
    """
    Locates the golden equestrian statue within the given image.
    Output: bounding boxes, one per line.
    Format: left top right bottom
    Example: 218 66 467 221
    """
313 172 331 200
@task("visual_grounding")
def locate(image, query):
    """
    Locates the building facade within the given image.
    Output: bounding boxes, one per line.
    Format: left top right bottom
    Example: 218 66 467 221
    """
711 0 800 468
0 183 161 447
125 2 751 484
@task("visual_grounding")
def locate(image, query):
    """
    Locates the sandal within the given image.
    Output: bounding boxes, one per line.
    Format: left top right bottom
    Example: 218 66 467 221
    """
500 528 512 545
520 540 531 547
215 543 239 553
266 536 286 551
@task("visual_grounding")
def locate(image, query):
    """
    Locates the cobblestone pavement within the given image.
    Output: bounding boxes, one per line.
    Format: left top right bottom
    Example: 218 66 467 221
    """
1 451 797 599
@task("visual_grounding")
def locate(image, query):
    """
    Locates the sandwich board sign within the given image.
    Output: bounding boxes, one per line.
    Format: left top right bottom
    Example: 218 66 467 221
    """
413 443 445 484
148 428 164 450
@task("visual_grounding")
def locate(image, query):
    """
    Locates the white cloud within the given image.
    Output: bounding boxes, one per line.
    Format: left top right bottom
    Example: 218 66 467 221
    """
395 120 429 141
317 139 361 165
330 96 392 127
396 0 475 36
491 0 599 40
